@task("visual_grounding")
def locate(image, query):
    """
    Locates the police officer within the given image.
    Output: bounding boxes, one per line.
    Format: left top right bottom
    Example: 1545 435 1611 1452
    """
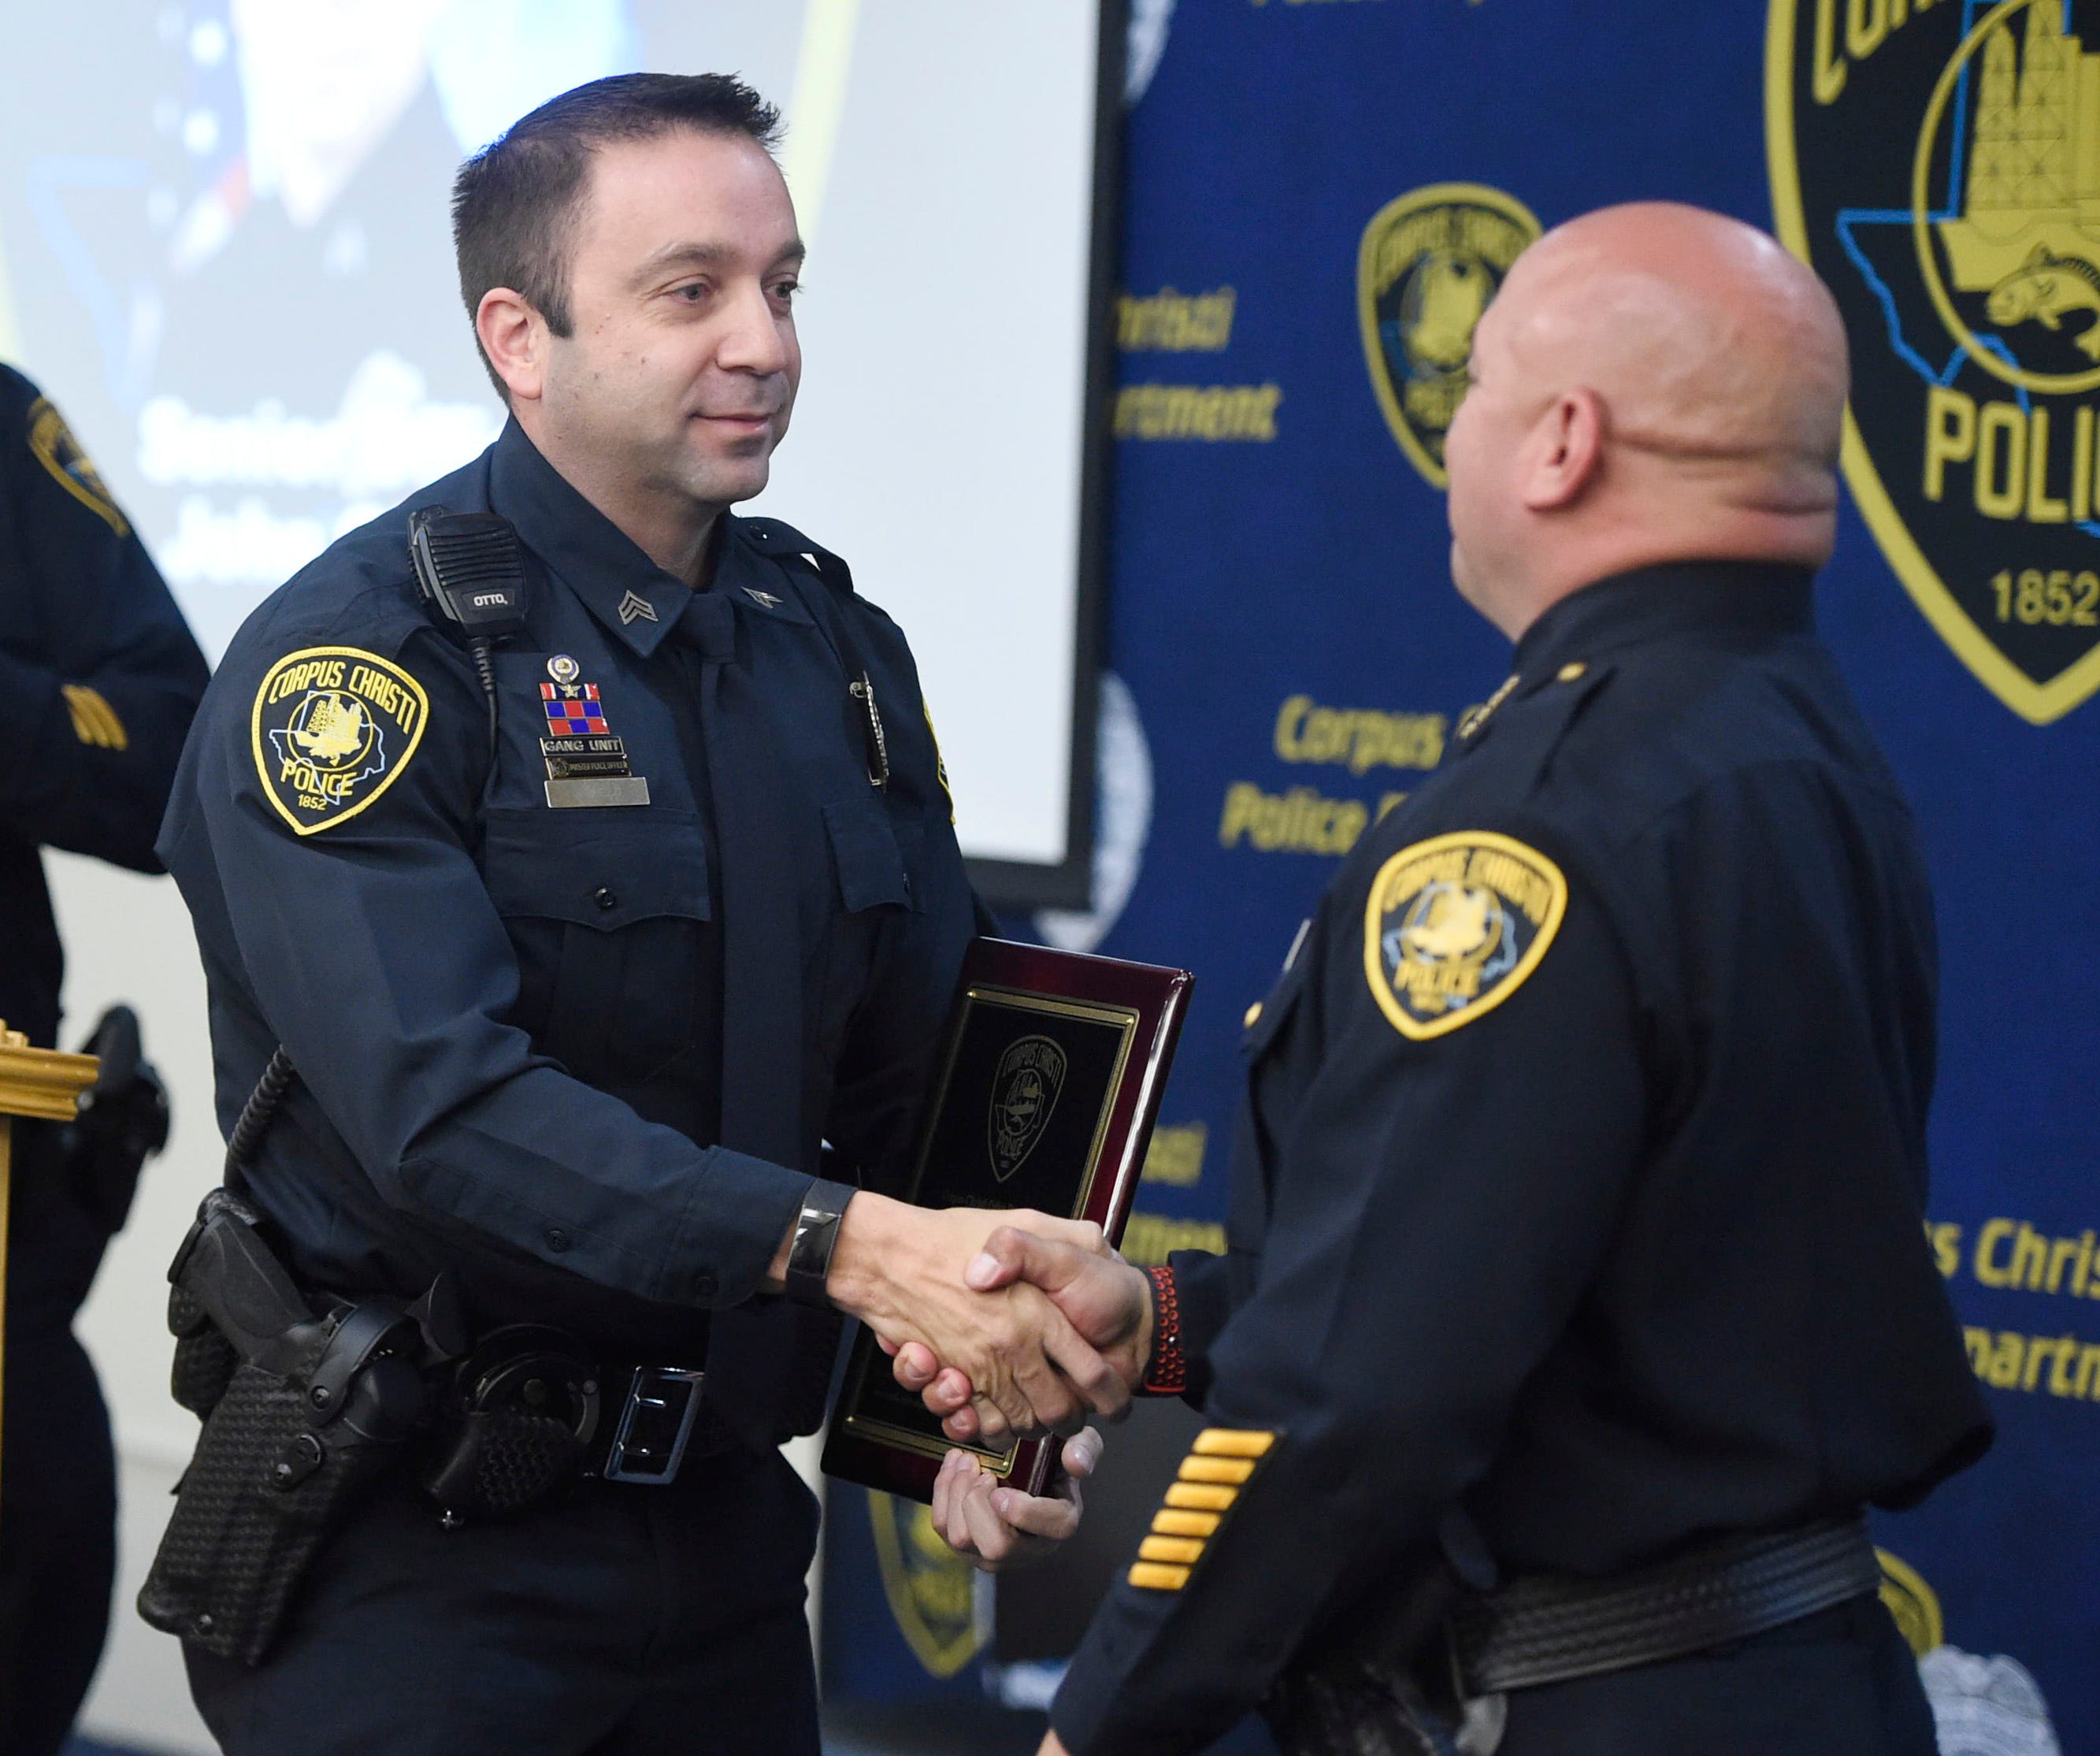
0 363 208 1756
155 74 1115 1754
904 204 1994 1754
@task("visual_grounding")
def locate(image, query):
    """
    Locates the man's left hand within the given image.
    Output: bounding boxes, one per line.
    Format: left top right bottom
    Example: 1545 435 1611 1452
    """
932 1427 1104 1571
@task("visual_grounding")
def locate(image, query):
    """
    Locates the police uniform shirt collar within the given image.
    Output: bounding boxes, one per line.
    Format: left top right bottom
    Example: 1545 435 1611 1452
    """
714 525 814 628
486 417 694 657
1512 559 1816 687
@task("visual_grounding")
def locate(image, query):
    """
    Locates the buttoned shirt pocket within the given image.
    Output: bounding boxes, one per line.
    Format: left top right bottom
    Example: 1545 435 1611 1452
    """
822 795 913 915
809 796 913 1067
481 807 714 1086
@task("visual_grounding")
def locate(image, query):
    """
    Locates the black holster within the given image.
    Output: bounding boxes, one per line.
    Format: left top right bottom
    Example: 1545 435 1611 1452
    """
138 1190 442 1665
1262 1552 1467 1756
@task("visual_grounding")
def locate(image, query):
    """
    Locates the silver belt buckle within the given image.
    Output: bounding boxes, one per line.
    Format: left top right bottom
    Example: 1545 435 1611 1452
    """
603 1365 705 1485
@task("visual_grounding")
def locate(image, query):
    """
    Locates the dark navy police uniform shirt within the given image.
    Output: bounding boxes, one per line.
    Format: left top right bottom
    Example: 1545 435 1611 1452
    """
0 364 208 1054
158 419 976 1430
1052 562 1994 1756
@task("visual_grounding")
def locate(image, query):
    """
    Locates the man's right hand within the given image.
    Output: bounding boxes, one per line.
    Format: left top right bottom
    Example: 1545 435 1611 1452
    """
818 1194 1132 1442
888 1225 1153 1444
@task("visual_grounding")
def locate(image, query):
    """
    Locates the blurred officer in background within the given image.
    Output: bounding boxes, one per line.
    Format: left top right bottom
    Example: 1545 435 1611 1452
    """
150 74 1110 1756
0 362 208 1756
905 204 1994 1756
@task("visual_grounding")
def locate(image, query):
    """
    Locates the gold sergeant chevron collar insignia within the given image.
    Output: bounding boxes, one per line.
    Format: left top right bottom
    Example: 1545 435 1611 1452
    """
1769 0 2100 722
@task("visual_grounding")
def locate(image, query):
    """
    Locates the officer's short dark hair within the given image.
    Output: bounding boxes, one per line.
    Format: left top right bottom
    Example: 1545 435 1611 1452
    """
451 73 785 396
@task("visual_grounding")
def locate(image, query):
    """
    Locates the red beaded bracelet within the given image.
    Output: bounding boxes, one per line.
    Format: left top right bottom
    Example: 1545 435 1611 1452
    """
1141 1264 1187 1395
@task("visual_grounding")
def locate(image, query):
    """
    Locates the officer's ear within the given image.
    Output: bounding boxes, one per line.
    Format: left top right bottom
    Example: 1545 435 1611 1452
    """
477 288 547 407
1519 387 1605 512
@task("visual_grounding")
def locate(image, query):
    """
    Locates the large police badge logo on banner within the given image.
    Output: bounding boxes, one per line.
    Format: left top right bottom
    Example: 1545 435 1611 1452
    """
1771 0 2100 722
1358 184 1542 488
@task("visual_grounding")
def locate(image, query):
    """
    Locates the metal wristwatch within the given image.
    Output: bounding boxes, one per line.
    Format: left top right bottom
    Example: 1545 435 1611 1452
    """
784 1179 858 1307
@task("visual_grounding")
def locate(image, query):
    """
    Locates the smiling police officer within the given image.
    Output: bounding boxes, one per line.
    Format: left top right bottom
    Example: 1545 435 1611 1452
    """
150 75 1115 1755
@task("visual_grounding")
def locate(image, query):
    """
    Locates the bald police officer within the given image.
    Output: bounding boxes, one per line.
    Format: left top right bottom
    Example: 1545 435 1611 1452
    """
907 204 1992 1756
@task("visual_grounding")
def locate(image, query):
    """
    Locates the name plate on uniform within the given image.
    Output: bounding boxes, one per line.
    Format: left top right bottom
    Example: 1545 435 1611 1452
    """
544 776 651 808
822 937 1193 1503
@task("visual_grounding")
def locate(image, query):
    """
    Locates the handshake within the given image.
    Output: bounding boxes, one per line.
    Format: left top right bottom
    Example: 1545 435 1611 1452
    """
814 1191 1155 1442
781 1192 1159 1566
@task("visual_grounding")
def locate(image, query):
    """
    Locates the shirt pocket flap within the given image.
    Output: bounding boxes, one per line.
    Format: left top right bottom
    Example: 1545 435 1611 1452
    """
481 807 711 930
822 796 912 914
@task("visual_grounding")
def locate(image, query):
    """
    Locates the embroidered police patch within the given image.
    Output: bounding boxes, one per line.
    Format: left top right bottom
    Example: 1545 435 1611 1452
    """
923 700 955 822
1363 831 1566 1039
250 647 429 836
27 397 128 537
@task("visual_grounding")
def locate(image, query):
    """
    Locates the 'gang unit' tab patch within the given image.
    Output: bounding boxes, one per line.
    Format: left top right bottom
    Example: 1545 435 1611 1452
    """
250 646 429 836
1364 830 1567 1039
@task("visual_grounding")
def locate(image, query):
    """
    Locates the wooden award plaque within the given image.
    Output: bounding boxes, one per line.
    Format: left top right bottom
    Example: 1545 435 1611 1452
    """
822 939 1193 1503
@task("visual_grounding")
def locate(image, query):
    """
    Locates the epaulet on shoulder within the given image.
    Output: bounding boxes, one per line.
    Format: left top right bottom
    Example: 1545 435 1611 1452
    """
737 516 852 592
244 563 438 672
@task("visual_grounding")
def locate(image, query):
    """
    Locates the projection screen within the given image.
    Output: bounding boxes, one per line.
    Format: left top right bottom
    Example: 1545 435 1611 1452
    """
0 0 1117 905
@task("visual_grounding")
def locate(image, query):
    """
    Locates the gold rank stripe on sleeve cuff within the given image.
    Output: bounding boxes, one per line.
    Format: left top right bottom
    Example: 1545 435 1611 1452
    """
1193 1427 1274 1458
1177 1455 1256 1484
1126 1429 1276 1591
1164 1482 1237 1511
61 684 128 750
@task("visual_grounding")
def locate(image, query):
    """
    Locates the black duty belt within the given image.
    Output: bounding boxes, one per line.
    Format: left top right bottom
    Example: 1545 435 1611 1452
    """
1452 1515 1881 1696
425 1327 740 1524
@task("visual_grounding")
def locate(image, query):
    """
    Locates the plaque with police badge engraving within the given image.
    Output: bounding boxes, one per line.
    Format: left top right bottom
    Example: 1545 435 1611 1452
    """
822 938 1192 1503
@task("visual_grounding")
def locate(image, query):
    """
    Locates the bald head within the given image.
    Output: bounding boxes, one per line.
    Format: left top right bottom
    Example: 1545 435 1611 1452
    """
1441 202 1850 638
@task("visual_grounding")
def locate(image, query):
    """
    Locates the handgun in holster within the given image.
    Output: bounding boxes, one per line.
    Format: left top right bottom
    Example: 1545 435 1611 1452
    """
138 1188 458 1665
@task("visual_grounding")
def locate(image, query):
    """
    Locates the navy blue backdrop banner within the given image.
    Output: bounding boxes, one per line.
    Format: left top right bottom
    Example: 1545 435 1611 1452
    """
822 5 2097 1751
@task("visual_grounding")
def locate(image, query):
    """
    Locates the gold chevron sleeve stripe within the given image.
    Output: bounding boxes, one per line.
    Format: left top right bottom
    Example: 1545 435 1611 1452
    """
81 688 128 748
1164 1482 1237 1512
61 684 127 749
1178 1455 1256 1485
1193 1427 1275 1458
1127 1428 1277 1591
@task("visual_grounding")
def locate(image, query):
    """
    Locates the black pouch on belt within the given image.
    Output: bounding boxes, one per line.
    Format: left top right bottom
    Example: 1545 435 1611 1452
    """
421 1324 603 1524
138 1190 457 1665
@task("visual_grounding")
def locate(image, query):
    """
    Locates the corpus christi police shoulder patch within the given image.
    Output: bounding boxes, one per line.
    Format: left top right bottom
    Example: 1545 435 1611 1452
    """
250 646 429 836
1363 830 1566 1039
27 396 128 537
